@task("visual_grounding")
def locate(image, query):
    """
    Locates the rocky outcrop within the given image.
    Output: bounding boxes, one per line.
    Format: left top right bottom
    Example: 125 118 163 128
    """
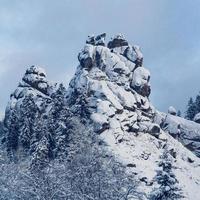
1 33 200 199
86 33 106 46
155 111 200 157
107 34 129 48
3 66 64 163
67 33 160 142
5 66 54 126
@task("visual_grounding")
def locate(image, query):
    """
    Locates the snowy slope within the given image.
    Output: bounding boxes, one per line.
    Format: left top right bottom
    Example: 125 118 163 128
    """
101 129 200 199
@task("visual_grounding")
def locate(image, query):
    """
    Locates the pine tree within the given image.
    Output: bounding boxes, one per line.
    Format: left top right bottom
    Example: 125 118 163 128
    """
6 109 19 159
19 94 38 149
49 83 69 158
149 148 183 200
195 93 200 114
30 116 54 168
185 97 196 120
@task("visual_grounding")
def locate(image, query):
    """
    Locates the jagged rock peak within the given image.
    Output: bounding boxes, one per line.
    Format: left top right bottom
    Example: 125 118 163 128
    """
21 65 51 95
107 33 128 48
68 33 157 140
77 33 147 88
5 65 56 125
86 33 106 46
9 65 56 104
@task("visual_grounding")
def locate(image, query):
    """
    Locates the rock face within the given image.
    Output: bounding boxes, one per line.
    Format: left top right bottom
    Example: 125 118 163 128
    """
4 66 55 130
107 34 129 48
67 33 159 142
86 33 106 46
154 111 200 157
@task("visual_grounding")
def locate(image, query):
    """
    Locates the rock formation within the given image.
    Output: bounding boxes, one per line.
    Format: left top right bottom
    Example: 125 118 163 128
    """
67 33 159 142
2 33 200 199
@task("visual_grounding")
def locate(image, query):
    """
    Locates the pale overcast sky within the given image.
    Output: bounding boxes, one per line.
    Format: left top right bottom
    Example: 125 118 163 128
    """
0 0 200 117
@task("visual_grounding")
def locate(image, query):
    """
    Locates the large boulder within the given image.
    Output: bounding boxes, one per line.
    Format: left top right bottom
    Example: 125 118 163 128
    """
5 66 55 117
168 106 177 115
124 45 143 66
22 66 50 95
131 67 151 97
194 112 200 123
107 34 128 49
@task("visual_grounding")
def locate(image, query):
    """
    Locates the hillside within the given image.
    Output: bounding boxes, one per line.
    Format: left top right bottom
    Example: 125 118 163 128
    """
0 33 200 199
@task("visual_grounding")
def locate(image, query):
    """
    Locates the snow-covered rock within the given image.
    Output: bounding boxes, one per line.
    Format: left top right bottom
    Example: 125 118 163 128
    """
155 111 200 157
3 66 62 163
4 66 55 129
67 34 200 199
2 33 200 199
107 34 128 49
86 33 106 46
67 34 156 141
131 67 151 97
194 112 200 123
168 106 177 115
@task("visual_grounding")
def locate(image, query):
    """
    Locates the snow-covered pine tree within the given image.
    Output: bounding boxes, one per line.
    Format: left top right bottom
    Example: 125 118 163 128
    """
177 110 181 117
49 83 70 158
5 108 19 160
195 93 200 114
30 116 53 168
185 97 196 120
149 147 183 200
19 94 38 150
